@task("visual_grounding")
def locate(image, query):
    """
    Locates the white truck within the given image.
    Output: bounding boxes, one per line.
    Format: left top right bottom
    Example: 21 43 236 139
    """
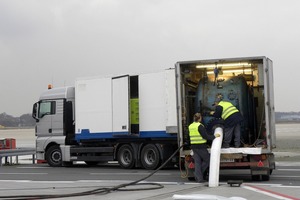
32 56 276 180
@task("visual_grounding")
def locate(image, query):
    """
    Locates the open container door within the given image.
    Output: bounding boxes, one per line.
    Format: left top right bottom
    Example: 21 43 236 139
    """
263 57 276 150
112 75 131 135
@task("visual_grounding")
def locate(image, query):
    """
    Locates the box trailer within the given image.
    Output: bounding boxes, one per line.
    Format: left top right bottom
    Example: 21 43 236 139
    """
176 56 276 181
33 70 178 170
32 56 276 180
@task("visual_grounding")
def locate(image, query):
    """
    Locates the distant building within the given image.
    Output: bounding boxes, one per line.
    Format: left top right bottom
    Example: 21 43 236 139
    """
280 115 300 120
276 113 300 123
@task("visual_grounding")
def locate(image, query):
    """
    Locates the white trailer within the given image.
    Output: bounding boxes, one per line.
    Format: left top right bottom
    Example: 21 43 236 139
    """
175 56 276 181
33 70 179 170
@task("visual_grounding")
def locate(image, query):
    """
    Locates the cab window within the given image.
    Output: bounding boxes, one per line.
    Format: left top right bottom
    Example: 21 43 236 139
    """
38 101 56 118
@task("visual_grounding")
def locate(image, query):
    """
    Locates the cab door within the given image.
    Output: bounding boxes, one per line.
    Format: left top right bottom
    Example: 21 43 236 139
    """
35 100 55 136
35 99 64 136
51 99 64 135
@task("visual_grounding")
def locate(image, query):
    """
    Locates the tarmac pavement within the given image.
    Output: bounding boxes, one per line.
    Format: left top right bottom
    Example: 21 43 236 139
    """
1 178 299 200
1 126 300 200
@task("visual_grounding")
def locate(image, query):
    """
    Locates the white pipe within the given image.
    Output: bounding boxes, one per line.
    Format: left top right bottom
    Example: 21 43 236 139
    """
208 127 223 187
172 194 247 200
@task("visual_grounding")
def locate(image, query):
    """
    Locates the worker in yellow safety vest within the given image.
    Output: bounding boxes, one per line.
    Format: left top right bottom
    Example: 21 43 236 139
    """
211 97 243 148
188 113 220 183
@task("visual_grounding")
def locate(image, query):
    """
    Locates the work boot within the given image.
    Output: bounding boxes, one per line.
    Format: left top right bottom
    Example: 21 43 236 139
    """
195 177 206 183
203 170 209 181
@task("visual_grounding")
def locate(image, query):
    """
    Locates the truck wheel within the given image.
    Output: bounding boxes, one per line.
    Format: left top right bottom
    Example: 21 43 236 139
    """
46 145 62 167
262 170 271 181
117 145 135 169
262 174 270 181
251 175 261 181
62 161 73 167
141 144 161 170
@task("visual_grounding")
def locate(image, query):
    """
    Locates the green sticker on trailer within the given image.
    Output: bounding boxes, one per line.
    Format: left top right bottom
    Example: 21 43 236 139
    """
130 98 139 124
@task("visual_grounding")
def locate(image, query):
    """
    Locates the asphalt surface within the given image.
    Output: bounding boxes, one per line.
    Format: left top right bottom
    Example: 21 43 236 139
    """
0 125 300 200
0 161 300 200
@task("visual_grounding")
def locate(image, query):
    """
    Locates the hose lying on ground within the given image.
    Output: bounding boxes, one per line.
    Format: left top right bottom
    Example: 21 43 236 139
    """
0 144 185 200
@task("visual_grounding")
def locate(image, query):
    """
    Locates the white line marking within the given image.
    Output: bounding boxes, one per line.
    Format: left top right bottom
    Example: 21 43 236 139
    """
90 172 171 175
17 167 52 169
243 184 298 200
0 173 47 175
0 180 31 182
0 179 207 185
276 169 300 171
0 180 78 184
272 175 300 178
275 185 300 189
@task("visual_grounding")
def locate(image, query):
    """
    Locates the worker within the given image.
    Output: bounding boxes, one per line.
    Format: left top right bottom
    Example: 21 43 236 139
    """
188 113 220 183
211 97 243 148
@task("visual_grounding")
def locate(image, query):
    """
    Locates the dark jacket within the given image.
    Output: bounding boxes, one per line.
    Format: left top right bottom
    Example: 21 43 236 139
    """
213 104 243 127
190 124 215 149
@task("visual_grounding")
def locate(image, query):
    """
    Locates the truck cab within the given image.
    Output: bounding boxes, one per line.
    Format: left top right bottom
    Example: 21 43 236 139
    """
32 86 75 166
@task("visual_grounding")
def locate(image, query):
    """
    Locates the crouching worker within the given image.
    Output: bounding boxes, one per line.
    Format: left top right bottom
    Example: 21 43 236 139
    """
188 113 220 183
211 97 243 148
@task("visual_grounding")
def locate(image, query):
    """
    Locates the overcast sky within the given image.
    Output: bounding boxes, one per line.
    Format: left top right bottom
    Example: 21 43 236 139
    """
1 0 300 116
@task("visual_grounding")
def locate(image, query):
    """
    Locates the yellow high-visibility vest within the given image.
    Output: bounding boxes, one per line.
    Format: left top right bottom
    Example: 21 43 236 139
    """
188 122 207 144
218 101 239 120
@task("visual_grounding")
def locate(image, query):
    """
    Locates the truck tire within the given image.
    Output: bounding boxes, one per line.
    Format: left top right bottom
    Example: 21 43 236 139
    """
262 169 271 181
251 169 270 181
46 145 62 167
141 144 161 170
251 175 261 181
262 174 270 181
117 144 135 169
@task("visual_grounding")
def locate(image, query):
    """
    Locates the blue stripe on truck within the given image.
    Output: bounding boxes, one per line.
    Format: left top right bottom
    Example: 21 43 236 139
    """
75 129 176 142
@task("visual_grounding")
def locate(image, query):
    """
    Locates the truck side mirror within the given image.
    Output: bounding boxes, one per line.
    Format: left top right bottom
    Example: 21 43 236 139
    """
32 103 39 122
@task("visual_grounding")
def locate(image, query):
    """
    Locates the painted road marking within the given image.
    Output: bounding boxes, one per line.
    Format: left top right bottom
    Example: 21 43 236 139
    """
0 173 47 175
272 175 300 178
17 166 52 169
0 180 79 184
0 179 299 198
276 169 300 171
243 184 300 200
90 172 171 176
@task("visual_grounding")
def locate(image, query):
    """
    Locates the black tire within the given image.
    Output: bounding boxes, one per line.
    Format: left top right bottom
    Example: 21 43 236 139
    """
262 174 270 181
262 170 271 181
46 145 62 167
117 144 135 169
62 161 73 167
141 144 161 170
251 175 261 181
270 169 273 175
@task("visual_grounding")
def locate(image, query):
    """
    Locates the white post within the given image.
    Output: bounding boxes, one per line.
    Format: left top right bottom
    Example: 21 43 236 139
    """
208 127 223 187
